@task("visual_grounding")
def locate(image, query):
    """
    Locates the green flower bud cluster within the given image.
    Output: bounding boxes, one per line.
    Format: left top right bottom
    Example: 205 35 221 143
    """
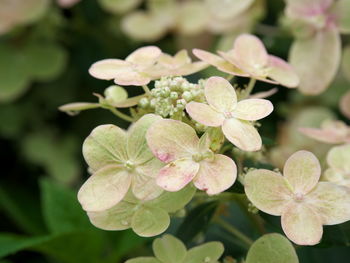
138 76 205 119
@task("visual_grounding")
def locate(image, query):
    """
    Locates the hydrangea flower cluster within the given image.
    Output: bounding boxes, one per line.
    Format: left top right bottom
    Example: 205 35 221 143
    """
60 33 350 258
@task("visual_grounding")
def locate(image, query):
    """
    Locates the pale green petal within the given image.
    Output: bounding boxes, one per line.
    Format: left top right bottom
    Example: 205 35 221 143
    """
104 85 128 105
131 206 170 237
148 185 196 213
176 1 208 35
246 233 299 263
332 0 350 33
205 0 253 20
126 258 161 263
285 0 332 18
156 159 200 192
132 174 163 201
267 55 300 88
307 182 350 225
82 124 128 171
222 118 262 151
87 200 135 230
152 234 187 263
186 102 225 127
327 144 350 172
205 77 237 113
126 46 162 66
232 99 273 121
289 28 341 95
146 119 200 162
323 168 346 185
281 203 323 245
244 169 292 216
283 150 321 195
127 114 162 164
194 154 237 195
77 166 132 212
184 242 224 263
136 158 165 178
88 59 130 80
98 0 142 14
58 102 100 115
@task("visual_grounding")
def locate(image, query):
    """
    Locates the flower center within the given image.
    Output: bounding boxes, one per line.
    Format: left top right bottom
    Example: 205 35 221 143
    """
293 192 304 202
223 111 234 119
192 150 214 162
124 160 135 171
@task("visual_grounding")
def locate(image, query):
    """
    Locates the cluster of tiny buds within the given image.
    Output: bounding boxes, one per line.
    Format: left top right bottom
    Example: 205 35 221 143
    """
138 76 205 118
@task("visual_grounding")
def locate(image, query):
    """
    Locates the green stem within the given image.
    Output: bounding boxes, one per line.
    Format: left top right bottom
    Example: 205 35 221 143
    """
142 85 151 95
215 217 254 248
244 78 256 98
108 107 134 122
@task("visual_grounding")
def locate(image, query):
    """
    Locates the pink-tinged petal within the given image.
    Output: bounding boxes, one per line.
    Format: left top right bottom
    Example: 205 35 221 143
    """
205 77 237 113
146 119 199 163
192 49 246 76
231 34 269 72
327 144 350 172
285 0 333 18
131 173 163 201
340 91 350 119
331 0 350 34
114 71 151 86
299 122 349 144
186 102 225 127
289 28 341 95
267 55 300 88
249 88 278 99
222 118 262 151
83 124 128 171
194 154 237 195
283 150 321 195
77 165 132 212
281 203 323 245
232 99 273 121
89 59 130 80
174 61 209 76
307 182 350 225
244 169 292 216
156 159 200 192
125 46 162 66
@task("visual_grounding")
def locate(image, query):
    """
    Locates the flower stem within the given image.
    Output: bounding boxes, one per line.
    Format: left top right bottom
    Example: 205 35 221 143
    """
215 217 254 248
244 78 256 98
142 85 151 95
108 107 134 122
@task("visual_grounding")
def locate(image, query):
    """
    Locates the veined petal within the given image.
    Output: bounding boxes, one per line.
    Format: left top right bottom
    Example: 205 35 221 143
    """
87 200 135 231
132 173 163 201
281 203 323 245
146 119 200 162
114 70 151 86
127 114 162 164
136 158 165 178
283 150 321 195
193 154 237 195
307 182 350 225
156 159 200 192
77 165 132 212
125 46 162 66
222 118 262 151
232 99 273 121
205 76 237 113
327 144 350 172
244 169 292 216
83 124 128 171
267 55 300 88
152 235 187 263
89 59 130 80
186 102 225 127
231 34 269 72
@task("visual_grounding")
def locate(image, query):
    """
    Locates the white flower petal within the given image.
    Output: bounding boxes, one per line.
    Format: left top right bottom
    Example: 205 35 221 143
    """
232 99 273 121
186 102 225 127
89 59 130 80
125 46 162 66
267 55 300 88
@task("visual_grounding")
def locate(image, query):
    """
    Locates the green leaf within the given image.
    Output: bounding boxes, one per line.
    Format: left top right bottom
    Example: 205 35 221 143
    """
152 234 187 263
131 206 170 237
246 233 299 263
183 242 224 263
40 178 92 234
176 201 218 243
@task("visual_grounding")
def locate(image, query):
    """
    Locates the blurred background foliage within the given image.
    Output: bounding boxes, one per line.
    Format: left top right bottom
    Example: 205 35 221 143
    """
0 0 349 262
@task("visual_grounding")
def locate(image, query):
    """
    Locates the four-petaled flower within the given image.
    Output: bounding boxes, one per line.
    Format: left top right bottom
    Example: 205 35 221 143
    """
146 118 237 195
89 46 162 86
193 34 300 88
299 119 350 144
186 76 273 151
245 150 350 245
324 144 350 189
78 114 164 212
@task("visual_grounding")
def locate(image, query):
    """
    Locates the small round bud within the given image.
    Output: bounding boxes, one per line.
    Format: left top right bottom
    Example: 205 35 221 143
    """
170 91 178 99
139 97 149 108
182 91 192 101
